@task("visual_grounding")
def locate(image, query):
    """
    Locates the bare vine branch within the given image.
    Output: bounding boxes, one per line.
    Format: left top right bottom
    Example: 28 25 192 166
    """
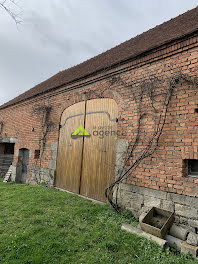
0 0 22 25
105 73 198 211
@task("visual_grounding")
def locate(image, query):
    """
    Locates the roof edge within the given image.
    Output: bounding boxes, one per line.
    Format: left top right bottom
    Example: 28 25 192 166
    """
0 29 197 111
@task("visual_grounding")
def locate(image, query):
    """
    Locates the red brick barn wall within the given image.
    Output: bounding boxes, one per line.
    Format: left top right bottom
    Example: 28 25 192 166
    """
0 33 198 227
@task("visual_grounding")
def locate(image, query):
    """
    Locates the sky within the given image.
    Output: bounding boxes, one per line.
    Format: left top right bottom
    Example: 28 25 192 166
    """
0 0 198 106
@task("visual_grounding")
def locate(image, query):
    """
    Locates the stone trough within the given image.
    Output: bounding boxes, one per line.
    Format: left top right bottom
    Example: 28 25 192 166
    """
121 206 198 258
140 207 174 239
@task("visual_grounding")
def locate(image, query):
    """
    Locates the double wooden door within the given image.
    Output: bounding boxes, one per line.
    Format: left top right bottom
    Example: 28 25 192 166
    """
56 98 118 202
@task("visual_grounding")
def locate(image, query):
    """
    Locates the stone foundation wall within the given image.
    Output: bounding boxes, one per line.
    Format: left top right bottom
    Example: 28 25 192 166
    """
27 165 55 186
118 183 198 231
10 141 58 186
11 162 55 186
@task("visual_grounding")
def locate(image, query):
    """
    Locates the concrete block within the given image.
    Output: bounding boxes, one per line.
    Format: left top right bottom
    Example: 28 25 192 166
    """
119 183 134 193
133 185 167 200
52 150 58 160
175 204 198 219
130 201 143 211
167 193 198 209
165 235 182 250
120 184 167 200
187 232 198 246
161 200 174 212
121 199 131 208
9 137 18 143
115 139 128 180
144 196 161 208
169 224 190 241
51 142 58 151
188 219 198 229
50 160 57 170
129 192 144 210
181 241 198 257
0 137 17 143
121 224 168 250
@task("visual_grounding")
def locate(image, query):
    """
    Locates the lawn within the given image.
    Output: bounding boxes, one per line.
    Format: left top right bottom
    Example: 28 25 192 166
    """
0 182 197 264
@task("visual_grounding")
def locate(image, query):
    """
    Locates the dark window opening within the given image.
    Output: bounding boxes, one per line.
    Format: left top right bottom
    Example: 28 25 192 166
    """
34 150 40 159
4 143 15 155
188 159 198 177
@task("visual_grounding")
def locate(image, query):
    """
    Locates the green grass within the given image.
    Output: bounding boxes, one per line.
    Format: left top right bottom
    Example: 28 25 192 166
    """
0 183 197 264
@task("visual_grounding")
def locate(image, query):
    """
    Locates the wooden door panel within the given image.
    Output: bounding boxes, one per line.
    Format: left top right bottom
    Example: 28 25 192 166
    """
80 99 118 202
56 102 85 193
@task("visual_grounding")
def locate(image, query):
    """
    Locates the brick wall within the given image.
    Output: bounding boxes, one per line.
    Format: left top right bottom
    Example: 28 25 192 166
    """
0 33 198 213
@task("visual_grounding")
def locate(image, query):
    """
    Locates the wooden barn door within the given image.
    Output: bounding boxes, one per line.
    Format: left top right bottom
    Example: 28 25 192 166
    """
56 101 86 193
80 99 118 201
56 99 118 202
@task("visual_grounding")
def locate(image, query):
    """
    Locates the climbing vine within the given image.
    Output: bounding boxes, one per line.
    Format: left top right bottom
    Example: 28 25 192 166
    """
32 105 54 169
0 121 3 134
30 71 198 203
104 72 198 211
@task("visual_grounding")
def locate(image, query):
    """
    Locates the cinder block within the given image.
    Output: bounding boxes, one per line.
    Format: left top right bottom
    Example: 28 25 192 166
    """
181 241 198 257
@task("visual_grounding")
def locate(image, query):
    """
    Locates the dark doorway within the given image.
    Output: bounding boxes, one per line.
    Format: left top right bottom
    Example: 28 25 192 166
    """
0 143 14 178
16 148 30 183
